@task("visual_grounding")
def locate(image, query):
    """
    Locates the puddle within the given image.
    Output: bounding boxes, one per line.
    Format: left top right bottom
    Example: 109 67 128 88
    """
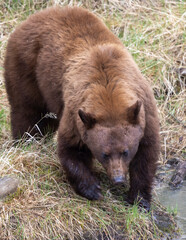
156 181 186 240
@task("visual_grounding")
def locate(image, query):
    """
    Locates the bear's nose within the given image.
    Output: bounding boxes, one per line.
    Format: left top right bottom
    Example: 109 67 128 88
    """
112 175 125 184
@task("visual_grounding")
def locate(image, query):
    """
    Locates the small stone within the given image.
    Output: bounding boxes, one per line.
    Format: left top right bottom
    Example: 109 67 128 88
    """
166 158 180 166
169 172 183 188
179 68 186 77
0 176 19 199
152 210 176 232
169 161 186 188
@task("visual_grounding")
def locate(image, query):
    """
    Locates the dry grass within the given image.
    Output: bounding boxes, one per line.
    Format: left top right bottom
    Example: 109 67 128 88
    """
0 0 185 239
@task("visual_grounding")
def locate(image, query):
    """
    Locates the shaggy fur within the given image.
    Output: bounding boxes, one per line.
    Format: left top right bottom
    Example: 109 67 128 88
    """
4 7 160 208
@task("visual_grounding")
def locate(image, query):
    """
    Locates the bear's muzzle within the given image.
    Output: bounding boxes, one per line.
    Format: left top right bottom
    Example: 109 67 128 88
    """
112 175 125 184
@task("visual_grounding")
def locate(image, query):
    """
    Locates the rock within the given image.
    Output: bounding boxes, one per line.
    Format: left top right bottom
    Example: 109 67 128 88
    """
0 176 19 199
166 158 180 166
155 165 172 184
169 161 186 188
178 68 186 77
152 210 176 232
174 67 186 78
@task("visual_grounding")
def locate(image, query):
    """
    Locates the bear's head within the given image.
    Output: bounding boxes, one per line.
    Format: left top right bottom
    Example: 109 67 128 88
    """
78 100 145 184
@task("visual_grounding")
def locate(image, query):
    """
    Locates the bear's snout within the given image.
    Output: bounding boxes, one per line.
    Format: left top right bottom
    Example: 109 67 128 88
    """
105 158 128 185
112 175 125 184
111 168 127 185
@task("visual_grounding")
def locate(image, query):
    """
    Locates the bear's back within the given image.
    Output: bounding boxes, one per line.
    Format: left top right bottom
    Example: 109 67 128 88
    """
7 7 120 61
4 7 122 116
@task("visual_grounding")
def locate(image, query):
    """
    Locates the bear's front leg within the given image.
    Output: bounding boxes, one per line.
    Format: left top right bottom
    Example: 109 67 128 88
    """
58 140 102 200
127 137 159 210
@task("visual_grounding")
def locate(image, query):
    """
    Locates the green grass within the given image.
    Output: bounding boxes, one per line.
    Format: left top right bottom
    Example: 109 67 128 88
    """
167 205 178 216
0 0 185 239
0 107 10 140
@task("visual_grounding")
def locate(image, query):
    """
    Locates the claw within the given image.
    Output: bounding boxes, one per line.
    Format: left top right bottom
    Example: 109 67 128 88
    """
126 194 151 211
75 178 102 200
97 192 103 200
138 198 151 211
96 184 101 189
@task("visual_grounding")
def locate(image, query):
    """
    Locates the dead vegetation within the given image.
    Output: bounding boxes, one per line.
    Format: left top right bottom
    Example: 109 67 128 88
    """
0 0 185 239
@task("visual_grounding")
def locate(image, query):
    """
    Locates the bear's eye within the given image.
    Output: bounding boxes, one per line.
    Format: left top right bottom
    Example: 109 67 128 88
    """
122 150 129 157
102 153 110 160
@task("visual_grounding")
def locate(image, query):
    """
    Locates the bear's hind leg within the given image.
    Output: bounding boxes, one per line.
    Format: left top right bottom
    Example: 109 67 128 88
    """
5 72 59 139
11 105 59 140
5 46 60 140
33 112 59 138
10 105 43 139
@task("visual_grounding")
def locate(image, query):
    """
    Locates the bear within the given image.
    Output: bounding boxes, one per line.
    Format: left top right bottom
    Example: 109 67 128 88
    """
4 7 160 209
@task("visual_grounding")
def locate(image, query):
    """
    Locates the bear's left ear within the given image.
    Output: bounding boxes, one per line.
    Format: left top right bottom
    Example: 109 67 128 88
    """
127 100 142 124
78 109 96 129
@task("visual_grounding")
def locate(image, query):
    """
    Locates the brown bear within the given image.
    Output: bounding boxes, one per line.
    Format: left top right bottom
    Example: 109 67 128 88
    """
4 7 160 209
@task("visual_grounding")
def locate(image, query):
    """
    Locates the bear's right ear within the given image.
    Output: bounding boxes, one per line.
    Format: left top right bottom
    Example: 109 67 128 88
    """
127 100 142 124
78 109 96 129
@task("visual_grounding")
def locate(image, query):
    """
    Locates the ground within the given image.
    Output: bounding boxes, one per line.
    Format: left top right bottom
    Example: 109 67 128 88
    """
0 1 185 240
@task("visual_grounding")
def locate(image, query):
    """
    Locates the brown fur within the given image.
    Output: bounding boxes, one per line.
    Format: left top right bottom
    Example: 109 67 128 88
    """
4 7 160 207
